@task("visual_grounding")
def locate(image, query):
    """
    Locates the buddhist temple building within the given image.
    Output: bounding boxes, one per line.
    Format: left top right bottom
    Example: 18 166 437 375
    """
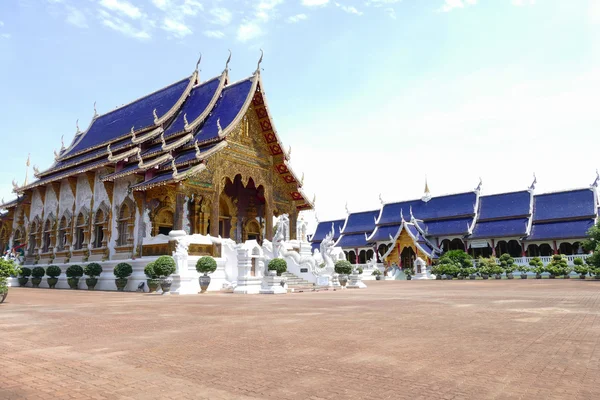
0 54 313 264
312 175 599 268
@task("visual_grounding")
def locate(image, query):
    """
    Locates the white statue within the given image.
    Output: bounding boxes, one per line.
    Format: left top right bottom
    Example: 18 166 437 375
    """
272 213 289 258
319 223 337 276
183 196 191 235
143 208 152 239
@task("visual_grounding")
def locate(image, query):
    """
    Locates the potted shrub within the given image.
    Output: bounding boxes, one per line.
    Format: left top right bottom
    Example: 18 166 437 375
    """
438 250 473 269
518 266 530 279
529 257 544 279
404 266 414 280
114 263 132 291
499 254 516 279
334 260 352 287
46 265 61 289
0 259 20 303
154 255 176 294
144 262 160 293
18 267 31 287
467 267 477 280
268 258 288 276
66 265 83 289
546 255 570 279
196 256 217 293
372 269 382 280
573 258 588 279
476 257 495 279
458 267 470 280
31 266 45 288
431 263 444 280
84 263 102 290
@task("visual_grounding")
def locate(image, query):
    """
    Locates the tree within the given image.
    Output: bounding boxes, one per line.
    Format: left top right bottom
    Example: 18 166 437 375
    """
584 221 600 270
438 250 473 269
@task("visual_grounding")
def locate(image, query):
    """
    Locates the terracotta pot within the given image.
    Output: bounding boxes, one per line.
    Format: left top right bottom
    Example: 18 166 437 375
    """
67 277 80 289
199 274 211 293
86 278 98 290
47 277 59 289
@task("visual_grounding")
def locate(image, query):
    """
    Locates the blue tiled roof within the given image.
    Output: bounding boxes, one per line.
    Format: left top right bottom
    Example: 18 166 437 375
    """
406 224 421 240
101 163 140 181
422 217 473 237
470 218 529 239
164 77 222 138
63 77 191 157
378 192 476 225
368 224 400 243
478 191 531 220
526 219 595 241
336 233 370 248
341 210 379 234
131 168 186 190
533 189 596 222
194 78 254 144
311 219 345 242
168 143 219 167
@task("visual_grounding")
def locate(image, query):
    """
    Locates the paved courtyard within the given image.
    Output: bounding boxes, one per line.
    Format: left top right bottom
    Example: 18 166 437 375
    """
2 280 600 400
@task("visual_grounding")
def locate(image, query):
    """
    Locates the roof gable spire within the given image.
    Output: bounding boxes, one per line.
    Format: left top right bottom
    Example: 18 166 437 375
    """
592 169 599 188
422 176 432 202
475 177 483 192
529 173 537 190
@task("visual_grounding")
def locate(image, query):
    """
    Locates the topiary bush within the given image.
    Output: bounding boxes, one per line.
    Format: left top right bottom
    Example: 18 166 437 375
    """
84 263 103 278
19 267 31 278
66 265 84 278
498 254 516 277
154 256 176 278
196 256 217 275
573 258 588 278
334 260 353 275
114 263 133 279
144 262 157 279
268 258 287 276
46 265 62 278
31 267 45 278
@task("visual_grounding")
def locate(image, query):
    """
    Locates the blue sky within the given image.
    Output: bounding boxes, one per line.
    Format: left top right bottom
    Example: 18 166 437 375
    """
1 0 599 225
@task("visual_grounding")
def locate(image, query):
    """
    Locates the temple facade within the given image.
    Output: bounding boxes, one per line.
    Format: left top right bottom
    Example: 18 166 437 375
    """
312 176 599 268
0 54 312 265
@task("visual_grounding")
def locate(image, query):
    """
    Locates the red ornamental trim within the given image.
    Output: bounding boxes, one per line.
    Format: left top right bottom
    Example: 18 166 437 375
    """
270 144 282 155
275 164 288 174
291 191 303 201
256 107 268 119
260 120 273 132
252 93 264 106
263 132 276 143
284 175 295 183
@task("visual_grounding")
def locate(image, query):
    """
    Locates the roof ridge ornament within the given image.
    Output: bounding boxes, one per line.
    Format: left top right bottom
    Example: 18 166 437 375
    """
93 101 98 118
287 145 292 160
409 205 414 220
217 118 223 135
171 159 179 177
255 48 264 75
195 52 202 73
12 179 19 192
60 135 65 151
529 173 537 190
400 208 404 222
183 113 189 129
345 201 349 214
53 149 59 160
422 176 432 202
300 172 304 186
107 144 113 160
379 193 384 205
592 169 599 188
33 165 40 177
76 119 81 134
225 49 232 71
312 194 316 206
475 177 482 192
153 109 159 124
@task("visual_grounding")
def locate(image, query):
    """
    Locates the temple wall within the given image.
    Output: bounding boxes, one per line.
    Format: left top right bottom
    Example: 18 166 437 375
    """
43 185 58 221
58 179 75 220
75 175 92 215
93 169 110 211
29 189 44 222
109 176 140 258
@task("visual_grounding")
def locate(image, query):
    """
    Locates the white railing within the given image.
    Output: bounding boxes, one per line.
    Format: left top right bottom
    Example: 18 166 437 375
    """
472 254 591 267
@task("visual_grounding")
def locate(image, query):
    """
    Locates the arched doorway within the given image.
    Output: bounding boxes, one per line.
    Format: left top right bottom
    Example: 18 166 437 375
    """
154 207 175 236
539 243 553 256
347 250 356 264
559 242 574 255
401 247 416 269
243 219 261 242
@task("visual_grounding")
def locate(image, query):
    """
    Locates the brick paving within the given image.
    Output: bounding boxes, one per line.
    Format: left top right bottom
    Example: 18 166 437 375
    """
2 280 600 399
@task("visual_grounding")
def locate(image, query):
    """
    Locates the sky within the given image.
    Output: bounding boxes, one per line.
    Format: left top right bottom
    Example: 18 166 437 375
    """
1 0 600 232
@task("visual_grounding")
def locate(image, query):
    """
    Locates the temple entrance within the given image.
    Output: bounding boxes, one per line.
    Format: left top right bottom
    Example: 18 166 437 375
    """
401 247 416 269
219 175 266 242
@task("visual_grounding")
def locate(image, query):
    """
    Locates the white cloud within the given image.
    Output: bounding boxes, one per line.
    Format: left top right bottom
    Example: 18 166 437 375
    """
237 21 263 42
181 0 203 16
210 7 233 25
0 33 10 39
0 21 4 27
66 6 88 28
287 13 308 23
98 9 151 39
437 0 477 12
162 17 192 37
512 0 535 5
336 3 363 15
99 0 143 19
204 29 225 38
365 0 401 6
302 0 329 6
152 0 170 11
385 7 396 19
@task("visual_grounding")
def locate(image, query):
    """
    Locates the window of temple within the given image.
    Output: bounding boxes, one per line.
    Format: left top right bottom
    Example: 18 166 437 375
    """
93 209 107 249
117 203 132 246
366 249 374 262
527 244 540 257
13 228 23 248
359 250 366 264
506 240 522 258
42 219 52 253
154 208 174 237
471 245 492 258
74 213 87 250
539 243 553 257
27 221 38 256
559 242 574 255
378 244 388 258
347 250 356 264
450 238 465 251
57 216 68 251
495 240 508 256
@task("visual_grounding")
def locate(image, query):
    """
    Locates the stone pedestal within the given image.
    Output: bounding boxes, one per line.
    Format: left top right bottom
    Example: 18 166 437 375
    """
259 272 287 294
331 273 341 288
347 274 367 289
413 257 432 280
233 243 263 294
234 276 262 294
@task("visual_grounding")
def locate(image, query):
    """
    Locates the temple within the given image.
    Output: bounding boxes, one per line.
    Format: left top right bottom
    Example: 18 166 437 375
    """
0 53 313 265
313 175 600 269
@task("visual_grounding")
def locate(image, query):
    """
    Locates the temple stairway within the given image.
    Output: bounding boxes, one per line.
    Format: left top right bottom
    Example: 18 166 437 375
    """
281 272 330 292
